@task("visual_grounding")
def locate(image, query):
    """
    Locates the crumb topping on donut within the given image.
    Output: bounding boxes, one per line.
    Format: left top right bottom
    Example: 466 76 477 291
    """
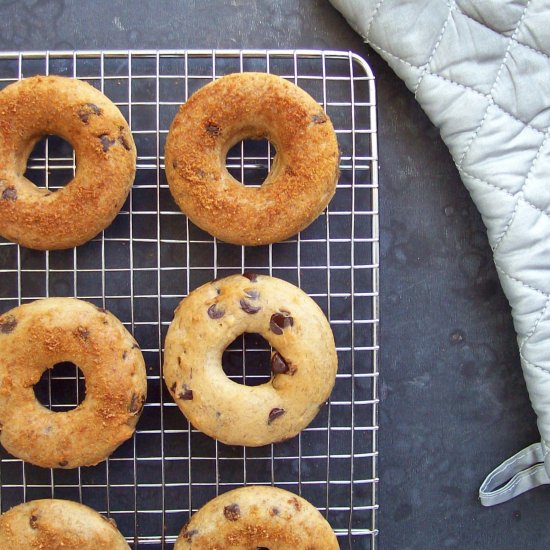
0 499 130 549
0 75 136 250
165 72 339 246
0 298 147 468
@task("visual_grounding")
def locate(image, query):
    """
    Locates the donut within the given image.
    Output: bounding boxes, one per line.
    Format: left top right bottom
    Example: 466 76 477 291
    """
163 273 337 446
0 75 136 250
175 485 339 549
0 298 147 468
0 499 130 549
165 72 339 246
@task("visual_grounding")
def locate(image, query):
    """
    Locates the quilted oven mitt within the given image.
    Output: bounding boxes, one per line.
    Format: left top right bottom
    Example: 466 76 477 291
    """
329 0 550 505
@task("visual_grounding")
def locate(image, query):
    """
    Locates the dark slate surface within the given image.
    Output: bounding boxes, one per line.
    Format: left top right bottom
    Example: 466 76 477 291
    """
0 1 547 548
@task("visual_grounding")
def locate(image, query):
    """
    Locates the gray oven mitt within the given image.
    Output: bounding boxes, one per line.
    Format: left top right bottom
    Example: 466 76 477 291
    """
329 0 550 505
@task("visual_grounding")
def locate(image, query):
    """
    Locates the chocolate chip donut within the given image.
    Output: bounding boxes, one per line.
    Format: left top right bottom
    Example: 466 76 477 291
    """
175 486 339 549
0 298 147 468
0 75 136 250
165 72 339 245
163 274 337 447
0 499 130 549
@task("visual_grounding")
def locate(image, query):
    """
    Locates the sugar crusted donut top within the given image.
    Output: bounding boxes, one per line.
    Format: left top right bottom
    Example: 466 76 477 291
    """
165 72 339 245
0 75 136 250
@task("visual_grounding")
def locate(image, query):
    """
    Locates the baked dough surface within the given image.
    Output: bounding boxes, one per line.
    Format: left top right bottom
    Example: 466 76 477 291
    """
174 485 339 549
163 274 337 446
0 499 130 549
165 72 339 245
0 298 147 468
0 75 136 250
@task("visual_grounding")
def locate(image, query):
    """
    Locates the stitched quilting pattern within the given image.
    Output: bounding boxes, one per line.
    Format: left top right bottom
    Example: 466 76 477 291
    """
330 0 550 451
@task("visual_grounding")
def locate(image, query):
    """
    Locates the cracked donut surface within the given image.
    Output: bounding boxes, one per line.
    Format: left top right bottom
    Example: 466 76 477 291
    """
0 75 136 250
0 499 130 549
163 274 337 447
174 486 339 549
165 72 339 245
0 298 147 468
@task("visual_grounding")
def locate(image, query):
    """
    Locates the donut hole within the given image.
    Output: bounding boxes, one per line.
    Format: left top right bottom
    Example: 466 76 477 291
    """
226 138 276 187
24 135 75 191
34 362 85 412
222 333 273 387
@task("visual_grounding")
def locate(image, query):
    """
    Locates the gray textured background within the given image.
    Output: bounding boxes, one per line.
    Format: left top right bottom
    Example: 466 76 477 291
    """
0 1 548 548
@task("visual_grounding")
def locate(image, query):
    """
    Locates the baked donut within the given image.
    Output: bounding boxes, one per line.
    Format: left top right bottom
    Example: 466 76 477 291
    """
0 498 130 549
163 273 337 446
175 485 339 549
165 72 339 245
0 75 136 250
0 298 147 468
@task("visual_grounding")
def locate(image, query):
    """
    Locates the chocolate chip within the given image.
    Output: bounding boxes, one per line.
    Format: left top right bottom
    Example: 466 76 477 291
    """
268 408 285 425
1 187 17 201
181 525 198 541
76 326 90 340
223 503 241 521
312 113 327 124
170 382 177 393
178 385 193 400
129 393 145 414
131 343 139 349
118 132 131 151
95 306 107 314
271 507 280 516
240 299 261 314
78 102 102 123
172 159 178 169
244 289 259 300
122 351 128 360
0 315 17 334
58 460 68 467
208 304 225 319
99 134 116 152
242 272 258 282
271 352 290 375
29 515 39 529
205 122 221 136
177 356 182 366
269 311 294 335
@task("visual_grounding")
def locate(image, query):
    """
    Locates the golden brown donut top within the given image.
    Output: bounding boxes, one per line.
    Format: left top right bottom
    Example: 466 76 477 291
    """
0 75 136 250
165 72 339 245
0 298 147 468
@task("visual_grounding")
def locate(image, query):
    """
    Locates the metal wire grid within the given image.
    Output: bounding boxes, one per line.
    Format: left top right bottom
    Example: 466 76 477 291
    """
0 49 378 549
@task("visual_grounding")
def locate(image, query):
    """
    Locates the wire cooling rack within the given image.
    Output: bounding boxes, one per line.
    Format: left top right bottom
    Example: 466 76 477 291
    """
0 50 378 549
